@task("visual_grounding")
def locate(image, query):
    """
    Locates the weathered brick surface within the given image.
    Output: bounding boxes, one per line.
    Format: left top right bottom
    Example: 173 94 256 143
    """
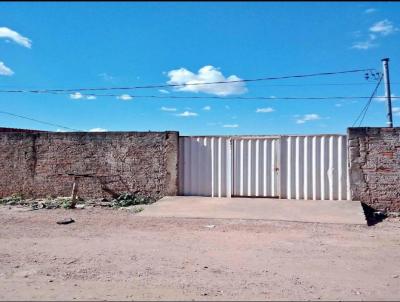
0 127 47 133
0 130 179 200
348 127 400 212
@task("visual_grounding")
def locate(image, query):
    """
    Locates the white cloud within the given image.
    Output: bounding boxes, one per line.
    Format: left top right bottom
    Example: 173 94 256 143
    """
70 92 84 99
375 94 396 102
176 111 198 117
160 106 177 112
351 40 377 50
0 27 31 48
69 92 96 100
98 72 114 82
166 65 247 96
392 107 400 116
0 28 31 76
364 8 377 14
370 19 398 36
159 89 169 94
0 61 13 76
223 124 239 128
89 128 107 132
352 19 398 51
117 94 133 101
256 107 275 113
202 105 211 111
296 114 321 124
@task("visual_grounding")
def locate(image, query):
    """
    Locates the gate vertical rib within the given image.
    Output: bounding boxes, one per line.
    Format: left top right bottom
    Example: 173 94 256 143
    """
338 136 343 200
263 140 267 196
328 136 334 201
312 136 317 200
295 136 300 200
303 136 309 200
255 139 259 197
226 138 232 198
217 137 222 197
287 137 292 199
210 137 214 197
271 139 276 197
319 136 323 200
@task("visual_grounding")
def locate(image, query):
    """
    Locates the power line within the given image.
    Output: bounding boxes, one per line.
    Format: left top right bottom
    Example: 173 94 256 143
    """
0 78 388 132
3 81 400 91
78 94 400 100
111 94 399 100
0 110 82 132
254 81 400 87
352 75 384 127
117 95 393 100
2 88 400 100
0 68 375 94
2 84 400 101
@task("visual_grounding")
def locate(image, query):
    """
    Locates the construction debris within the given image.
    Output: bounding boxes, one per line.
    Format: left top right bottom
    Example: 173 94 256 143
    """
204 225 216 229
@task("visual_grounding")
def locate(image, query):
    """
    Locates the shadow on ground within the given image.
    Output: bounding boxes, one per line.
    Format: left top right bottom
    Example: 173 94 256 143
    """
361 203 388 226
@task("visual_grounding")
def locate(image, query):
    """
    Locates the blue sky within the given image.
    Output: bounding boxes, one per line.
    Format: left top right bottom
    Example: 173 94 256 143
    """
0 2 400 135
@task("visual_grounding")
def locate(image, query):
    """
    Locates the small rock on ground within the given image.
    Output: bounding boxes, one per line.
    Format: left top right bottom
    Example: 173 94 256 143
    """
56 218 75 225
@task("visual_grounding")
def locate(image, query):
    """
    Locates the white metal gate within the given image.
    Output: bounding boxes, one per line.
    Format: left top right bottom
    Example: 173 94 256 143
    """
179 135 350 200
179 136 231 197
279 135 350 200
232 138 280 197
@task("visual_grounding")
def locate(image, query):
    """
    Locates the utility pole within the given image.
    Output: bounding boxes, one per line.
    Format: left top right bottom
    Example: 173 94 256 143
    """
382 58 393 127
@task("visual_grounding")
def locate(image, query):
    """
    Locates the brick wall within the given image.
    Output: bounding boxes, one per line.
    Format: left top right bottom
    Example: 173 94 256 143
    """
348 127 400 212
0 130 179 200
0 127 47 133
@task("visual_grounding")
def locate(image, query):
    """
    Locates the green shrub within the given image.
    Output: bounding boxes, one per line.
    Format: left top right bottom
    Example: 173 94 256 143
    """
111 193 154 208
0 194 25 205
31 197 74 210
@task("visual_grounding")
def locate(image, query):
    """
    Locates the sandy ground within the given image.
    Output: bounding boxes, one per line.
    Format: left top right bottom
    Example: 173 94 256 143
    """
0 206 400 301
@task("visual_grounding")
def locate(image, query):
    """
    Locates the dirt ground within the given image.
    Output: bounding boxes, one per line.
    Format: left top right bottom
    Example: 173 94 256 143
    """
0 206 400 301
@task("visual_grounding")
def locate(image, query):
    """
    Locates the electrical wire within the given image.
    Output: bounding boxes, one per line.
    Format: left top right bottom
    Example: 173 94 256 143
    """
0 68 384 131
6 90 399 100
254 81 400 87
0 110 82 132
352 75 384 127
0 77 387 131
1 87 399 101
3 81 400 90
0 68 375 94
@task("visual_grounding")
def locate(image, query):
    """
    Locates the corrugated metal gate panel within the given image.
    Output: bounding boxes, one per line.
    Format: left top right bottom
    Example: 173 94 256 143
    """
179 136 231 197
232 138 279 197
179 135 350 200
279 135 350 200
